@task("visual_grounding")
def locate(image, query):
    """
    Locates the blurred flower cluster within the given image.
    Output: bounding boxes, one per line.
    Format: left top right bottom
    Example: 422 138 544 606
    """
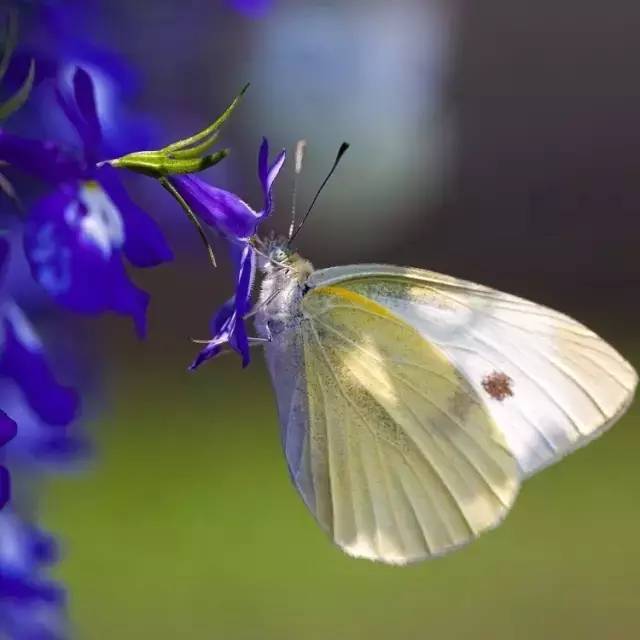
0 2 279 636
0 2 174 635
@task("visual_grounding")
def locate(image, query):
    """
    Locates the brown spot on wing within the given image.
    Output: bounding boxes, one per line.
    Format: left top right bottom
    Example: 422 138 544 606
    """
482 371 514 401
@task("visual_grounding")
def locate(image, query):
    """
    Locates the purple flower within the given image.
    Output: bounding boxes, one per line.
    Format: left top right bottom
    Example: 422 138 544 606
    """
168 138 285 245
0 239 81 508
228 0 275 19
0 67 173 336
0 302 79 429
9 1 157 156
0 385 86 476
0 511 66 640
0 300 82 508
179 139 285 368
190 243 256 369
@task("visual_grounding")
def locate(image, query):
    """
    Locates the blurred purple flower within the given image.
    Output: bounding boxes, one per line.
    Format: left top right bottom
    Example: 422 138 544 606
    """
0 67 173 337
0 382 87 477
228 0 275 19
0 510 66 640
0 237 82 509
0 412 17 510
0 302 79 429
176 139 285 368
9 0 157 156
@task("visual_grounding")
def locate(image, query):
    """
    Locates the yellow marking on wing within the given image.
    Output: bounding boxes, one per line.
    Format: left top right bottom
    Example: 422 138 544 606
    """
314 285 396 320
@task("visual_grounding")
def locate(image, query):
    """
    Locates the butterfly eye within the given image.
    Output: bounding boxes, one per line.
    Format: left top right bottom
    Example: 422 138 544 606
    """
273 249 287 262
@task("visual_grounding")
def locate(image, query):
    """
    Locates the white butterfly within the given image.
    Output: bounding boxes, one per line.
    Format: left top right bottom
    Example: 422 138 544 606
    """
252 244 637 565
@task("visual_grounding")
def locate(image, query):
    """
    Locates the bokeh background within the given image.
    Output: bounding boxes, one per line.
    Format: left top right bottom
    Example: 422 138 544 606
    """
32 0 640 638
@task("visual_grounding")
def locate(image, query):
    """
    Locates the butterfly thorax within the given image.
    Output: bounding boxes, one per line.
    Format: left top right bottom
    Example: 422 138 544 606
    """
254 242 314 340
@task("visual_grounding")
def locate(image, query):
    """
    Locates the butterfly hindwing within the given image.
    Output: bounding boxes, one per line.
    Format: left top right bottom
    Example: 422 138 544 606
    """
293 284 520 564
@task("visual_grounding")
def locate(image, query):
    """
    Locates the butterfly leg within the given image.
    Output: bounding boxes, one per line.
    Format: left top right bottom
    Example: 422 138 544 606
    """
244 289 282 320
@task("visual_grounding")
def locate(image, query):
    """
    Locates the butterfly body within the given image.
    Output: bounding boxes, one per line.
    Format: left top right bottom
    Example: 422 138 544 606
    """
254 242 637 564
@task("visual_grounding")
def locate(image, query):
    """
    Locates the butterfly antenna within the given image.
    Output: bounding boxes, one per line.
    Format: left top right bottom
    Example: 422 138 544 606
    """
289 141 349 243
287 139 307 241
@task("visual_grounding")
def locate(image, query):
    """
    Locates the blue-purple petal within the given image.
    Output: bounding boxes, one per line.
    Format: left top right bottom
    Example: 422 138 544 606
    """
233 243 256 317
189 339 224 371
4 50 57 91
0 131 81 184
0 305 78 427
231 245 256 366
0 410 18 448
23 186 76 300
108 262 149 339
54 84 90 153
72 67 102 153
0 513 67 638
209 297 237 337
168 175 259 241
0 237 9 279
190 299 235 370
0 380 88 469
0 574 64 604
192 244 256 369
97 165 173 268
229 308 250 368
0 467 9 510
257 137 286 220
229 0 275 18
24 183 151 337
55 67 102 163
258 137 269 191
28 526 60 566
168 140 285 245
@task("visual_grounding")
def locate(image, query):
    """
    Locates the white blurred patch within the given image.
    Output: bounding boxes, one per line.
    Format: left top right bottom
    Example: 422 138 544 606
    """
244 0 458 253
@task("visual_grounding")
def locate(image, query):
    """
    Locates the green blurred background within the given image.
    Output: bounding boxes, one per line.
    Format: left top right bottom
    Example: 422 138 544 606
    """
46 326 640 640
39 0 640 637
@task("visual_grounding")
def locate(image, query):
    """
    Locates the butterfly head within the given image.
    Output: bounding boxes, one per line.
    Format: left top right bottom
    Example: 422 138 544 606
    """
256 232 313 285
262 232 293 264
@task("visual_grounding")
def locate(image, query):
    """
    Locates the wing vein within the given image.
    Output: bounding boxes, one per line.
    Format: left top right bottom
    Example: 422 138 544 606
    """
302 331 336 536
310 322 466 550
315 316 514 480
445 338 584 437
314 316 506 523
425 287 623 414
309 324 380 555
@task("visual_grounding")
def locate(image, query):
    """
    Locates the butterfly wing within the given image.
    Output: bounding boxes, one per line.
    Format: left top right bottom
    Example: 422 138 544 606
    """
277 284 519 564
309 265 638 477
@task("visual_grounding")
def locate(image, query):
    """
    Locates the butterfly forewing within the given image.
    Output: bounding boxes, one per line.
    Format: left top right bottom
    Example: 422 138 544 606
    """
296 284 520 564
309 265 638 477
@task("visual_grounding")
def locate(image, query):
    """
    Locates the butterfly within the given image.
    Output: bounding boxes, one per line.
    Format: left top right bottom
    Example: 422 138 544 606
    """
181 139 637 565
251 240 637 565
